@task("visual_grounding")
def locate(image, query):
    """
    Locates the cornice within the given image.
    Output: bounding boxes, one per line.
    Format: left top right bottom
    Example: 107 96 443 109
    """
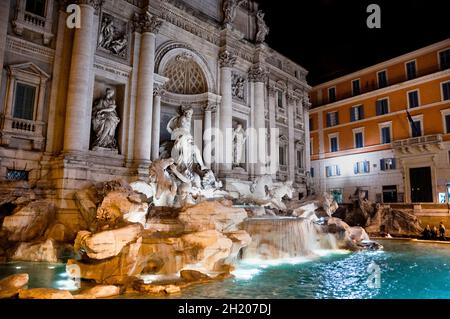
309 69 450 114
313 38 450 90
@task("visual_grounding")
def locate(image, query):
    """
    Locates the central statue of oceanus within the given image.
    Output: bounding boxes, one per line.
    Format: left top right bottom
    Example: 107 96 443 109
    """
131 105 225 207
166 106 207 171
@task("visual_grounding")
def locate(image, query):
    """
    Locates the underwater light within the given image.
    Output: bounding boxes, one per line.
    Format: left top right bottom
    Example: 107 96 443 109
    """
231 268 261 280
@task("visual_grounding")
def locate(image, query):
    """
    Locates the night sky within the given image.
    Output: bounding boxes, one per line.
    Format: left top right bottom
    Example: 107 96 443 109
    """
257 0 450 85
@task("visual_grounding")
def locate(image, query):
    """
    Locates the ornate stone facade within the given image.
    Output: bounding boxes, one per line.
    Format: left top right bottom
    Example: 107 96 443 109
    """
0 0 311 228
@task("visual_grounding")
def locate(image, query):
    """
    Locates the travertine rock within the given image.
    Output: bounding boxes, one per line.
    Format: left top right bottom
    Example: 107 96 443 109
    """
75 285 120 299
97 191 148 227
0 289 19 299
11 239 58 263
365 208 423 236
0 273 29 290
18 288 74 299
178 201 247 232
180 230 233 272
74 189 98 230
224 230 252 264
180 269 211 282
68 237 144 284
74 224 143 260
45 223 75 242
2 200 55 241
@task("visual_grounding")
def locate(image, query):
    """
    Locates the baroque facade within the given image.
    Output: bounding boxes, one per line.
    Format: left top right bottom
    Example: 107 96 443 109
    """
309 39 450 210
0 0 311 228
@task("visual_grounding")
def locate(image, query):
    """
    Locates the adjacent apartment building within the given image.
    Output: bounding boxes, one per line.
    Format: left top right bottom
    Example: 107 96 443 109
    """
309 39 450 206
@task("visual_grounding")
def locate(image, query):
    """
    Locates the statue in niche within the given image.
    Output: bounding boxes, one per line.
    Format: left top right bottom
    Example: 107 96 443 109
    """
91 88 120 150
255 10 269 43
166 106 207 171
232 123 246 167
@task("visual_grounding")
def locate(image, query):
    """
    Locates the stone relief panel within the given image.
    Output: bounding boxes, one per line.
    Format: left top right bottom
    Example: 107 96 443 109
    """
97 12 129 60
232 72 246 102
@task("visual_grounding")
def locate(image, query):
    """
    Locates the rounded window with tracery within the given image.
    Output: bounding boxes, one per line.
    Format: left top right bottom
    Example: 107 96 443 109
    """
163 53 207 95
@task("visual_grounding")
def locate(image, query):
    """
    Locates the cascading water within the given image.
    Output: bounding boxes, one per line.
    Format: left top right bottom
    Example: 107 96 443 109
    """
240 217 339 260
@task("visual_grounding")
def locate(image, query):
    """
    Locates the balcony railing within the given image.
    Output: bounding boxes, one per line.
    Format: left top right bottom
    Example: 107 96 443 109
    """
392 134 444 153
0 116 45 150
24 12 46 28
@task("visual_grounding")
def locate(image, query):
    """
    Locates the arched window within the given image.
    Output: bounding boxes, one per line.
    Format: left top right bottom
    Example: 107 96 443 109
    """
163 53 207 95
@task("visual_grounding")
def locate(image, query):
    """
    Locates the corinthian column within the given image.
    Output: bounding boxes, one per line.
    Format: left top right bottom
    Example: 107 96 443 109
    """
151 86 165 161
218 51 236 172
63 1 101 152
249 65 268 175
133 12 162 166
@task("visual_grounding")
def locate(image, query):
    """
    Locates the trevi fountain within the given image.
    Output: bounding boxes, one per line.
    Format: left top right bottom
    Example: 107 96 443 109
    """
2 102 444 300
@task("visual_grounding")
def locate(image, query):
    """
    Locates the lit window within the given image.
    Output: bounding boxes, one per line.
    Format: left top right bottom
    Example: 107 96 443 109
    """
354 161 370 174
326 111 339 127
350 105 364 122
326 165 341 177
380 158 396 171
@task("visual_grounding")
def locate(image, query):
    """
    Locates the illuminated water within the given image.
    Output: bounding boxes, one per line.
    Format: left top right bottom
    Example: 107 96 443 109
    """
1 240 450 298
176 240 450 299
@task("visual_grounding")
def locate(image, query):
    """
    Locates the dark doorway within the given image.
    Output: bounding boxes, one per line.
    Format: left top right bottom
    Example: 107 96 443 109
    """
410 167 433 203
383 185 398 203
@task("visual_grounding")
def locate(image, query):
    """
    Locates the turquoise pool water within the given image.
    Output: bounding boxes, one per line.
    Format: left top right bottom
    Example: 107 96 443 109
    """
2 240 450 298
175 240 450 299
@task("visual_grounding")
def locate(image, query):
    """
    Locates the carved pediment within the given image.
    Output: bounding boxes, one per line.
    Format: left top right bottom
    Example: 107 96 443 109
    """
7 62 50 80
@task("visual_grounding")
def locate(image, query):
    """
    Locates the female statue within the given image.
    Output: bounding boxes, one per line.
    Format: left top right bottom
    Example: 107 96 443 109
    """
92 88 120 149
232 123 246 166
